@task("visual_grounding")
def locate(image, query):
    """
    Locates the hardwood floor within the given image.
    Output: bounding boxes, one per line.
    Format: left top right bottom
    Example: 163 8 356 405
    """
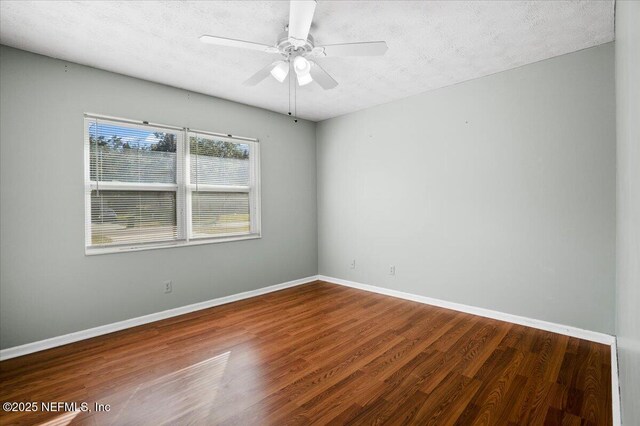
0 281 612 425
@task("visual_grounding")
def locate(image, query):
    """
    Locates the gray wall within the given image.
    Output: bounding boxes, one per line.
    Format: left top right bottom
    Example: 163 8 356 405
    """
317 43 616 334
0 46 318 349
0 41 620 351
615 1 640 424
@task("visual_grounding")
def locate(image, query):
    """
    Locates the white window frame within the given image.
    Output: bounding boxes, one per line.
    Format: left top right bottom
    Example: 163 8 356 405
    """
84 113 261 255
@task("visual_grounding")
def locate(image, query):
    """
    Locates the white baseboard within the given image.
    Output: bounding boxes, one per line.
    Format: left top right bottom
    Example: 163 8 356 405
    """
318 275 615 345
611 338 621 426
319 275 621 425
0 275 318 361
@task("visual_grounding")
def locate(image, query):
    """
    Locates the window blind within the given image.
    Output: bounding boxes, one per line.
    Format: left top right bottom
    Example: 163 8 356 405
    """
86 118 181 248
188 133 252 239
90 191 177 246
191 192 250 238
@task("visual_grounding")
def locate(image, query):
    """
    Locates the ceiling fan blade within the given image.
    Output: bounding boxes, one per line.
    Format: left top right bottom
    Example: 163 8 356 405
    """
313 41 388 57
288 0 317 45
309 61 338 90
243 62 279 86
200 35 278 53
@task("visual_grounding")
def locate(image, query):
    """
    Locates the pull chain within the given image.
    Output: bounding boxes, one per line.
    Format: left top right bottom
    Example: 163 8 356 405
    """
287 57 298 124
288 59 291 117
294 73 298 123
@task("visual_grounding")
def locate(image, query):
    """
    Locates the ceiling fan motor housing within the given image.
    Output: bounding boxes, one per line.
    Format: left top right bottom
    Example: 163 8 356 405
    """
277 30 315 57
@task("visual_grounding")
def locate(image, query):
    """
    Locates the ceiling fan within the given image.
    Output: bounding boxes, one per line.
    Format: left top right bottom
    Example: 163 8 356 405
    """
199 0 388 90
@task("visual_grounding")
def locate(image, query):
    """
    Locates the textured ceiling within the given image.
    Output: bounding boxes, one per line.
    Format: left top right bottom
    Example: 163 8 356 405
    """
0 1 614 122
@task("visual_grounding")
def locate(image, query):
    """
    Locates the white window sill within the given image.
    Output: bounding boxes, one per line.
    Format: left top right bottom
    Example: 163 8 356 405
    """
85 233 262 256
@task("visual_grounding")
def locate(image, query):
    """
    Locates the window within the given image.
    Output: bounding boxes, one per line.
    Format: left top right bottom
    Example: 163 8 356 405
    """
84 114 260 254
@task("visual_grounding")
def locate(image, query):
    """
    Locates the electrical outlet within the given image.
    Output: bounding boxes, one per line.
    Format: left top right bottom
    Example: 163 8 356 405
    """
350 259 356 269
389 265 396 276
164 280 173 294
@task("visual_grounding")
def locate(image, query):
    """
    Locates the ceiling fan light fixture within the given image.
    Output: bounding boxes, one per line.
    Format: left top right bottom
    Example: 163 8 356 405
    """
293 55 311 75
270 61 289 82
293 56 312 86
297 72 313 86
